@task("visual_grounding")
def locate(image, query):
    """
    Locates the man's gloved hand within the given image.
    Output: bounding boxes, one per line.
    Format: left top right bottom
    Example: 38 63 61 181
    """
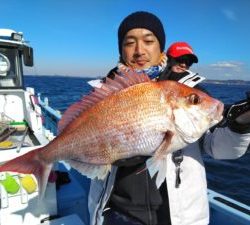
235 110 250 124
226 91 250 134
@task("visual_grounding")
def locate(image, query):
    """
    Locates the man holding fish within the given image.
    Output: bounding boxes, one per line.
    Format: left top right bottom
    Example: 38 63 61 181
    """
0 11 249 225
88 11 250 225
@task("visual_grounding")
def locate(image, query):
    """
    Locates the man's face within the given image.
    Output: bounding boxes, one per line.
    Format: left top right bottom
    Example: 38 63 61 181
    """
121 28 162 70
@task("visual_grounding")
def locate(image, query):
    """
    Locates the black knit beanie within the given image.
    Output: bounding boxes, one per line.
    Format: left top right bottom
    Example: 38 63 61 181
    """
118 11 165 55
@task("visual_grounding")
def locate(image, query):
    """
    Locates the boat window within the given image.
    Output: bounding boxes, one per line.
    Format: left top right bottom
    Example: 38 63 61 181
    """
0 47 22 88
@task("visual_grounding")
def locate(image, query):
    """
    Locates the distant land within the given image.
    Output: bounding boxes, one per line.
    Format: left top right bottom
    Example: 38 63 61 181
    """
204 79 250 85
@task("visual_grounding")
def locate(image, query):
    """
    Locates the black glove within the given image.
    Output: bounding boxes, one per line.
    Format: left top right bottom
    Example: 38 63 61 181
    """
225 91 250 134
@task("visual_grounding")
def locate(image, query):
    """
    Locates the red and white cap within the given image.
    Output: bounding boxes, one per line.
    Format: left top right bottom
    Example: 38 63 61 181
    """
166 42 198 63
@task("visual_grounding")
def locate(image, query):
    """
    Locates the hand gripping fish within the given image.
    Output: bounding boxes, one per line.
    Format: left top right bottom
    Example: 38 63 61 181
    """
0 71 224 196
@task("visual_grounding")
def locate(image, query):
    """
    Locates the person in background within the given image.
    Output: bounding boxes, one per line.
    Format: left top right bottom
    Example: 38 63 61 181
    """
158 41 206 88
88 11 250 225
166 41 198 73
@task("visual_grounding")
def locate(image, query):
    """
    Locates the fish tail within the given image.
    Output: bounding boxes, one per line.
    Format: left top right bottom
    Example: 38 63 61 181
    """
0 148 52 198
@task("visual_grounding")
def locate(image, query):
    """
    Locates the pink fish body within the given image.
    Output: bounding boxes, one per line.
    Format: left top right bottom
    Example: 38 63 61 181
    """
0 72 224 194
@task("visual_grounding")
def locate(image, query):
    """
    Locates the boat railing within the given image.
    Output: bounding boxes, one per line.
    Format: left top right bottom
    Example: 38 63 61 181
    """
37 94 61 136
208 189 250 225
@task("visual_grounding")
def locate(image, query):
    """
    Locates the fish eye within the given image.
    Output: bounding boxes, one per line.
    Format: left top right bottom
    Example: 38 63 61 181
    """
187 93 201 105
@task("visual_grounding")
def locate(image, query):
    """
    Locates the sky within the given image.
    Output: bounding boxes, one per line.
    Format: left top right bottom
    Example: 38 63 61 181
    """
1 0 250 80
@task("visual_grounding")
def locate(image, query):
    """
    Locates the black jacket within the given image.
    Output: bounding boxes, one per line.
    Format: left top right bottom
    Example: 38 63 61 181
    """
105 67 181 225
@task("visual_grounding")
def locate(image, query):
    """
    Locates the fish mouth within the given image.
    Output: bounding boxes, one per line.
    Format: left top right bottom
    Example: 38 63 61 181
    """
208 101 224 125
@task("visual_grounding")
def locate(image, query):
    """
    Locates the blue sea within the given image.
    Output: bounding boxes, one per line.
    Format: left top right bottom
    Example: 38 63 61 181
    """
24 75 250 206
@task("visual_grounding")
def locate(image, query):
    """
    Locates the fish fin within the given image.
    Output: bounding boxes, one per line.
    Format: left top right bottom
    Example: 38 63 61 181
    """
146 131 174 188
0 148 52 198
58 71 150 134
67 159 111 180
146 156 168 188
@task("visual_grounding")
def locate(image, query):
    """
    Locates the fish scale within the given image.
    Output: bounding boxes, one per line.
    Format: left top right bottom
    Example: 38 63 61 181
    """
51 83 168 162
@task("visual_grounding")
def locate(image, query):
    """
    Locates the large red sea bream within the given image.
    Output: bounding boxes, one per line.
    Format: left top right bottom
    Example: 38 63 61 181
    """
0 71 224 195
